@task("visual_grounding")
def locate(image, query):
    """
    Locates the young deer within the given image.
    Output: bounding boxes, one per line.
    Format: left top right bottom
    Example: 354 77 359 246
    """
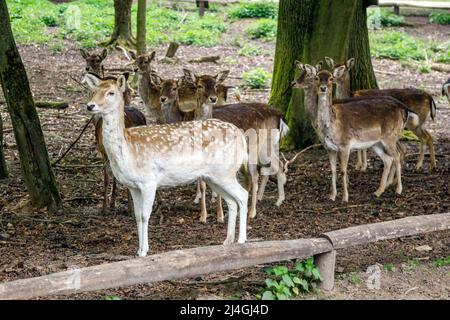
86 73 147 213
442 78 450 104
183 69 288 221
84 74 249 257
80 48 108 78
313 69 417 202
326 57 437 172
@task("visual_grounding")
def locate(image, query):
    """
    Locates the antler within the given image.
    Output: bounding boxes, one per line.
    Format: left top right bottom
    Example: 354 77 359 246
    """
282 144 322 173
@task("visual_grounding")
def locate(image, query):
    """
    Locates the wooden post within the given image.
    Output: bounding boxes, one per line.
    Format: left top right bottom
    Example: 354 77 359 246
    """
165 42 179 58
314 250 336 291
393 5 400 14
198 0 206 17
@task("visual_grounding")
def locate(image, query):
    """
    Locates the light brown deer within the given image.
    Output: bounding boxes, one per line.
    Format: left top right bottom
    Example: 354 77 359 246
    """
326 57 437 172
313 69 417 202
183 69 288 221
84 73 249 256
80 48 108 77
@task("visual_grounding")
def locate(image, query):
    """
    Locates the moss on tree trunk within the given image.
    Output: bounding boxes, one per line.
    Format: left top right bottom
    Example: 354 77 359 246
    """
0 0 61 210
0 113 7 179
102 0 136 49
136 0 147 54
270 0 378 148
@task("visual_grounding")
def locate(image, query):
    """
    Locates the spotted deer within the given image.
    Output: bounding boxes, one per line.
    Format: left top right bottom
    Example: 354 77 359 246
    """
84 73 249 256
80 48 108 78
183 69 288 222
326 57 437 172
85 73 147 214
442 78 450 104
313 69 417 202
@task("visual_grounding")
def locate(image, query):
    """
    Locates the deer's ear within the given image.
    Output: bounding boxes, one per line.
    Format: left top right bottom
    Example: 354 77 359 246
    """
295 60 304 71
84 73 102 90
346 58 355 70
129 50 137 60
325 57 335 68
316 61 323 71
216 70 229 83
80 49 88 59
148 51 156 62
183 69 196 84
333 65 346 79
304 64 317 77
100 48 108 60
117 75 127 93
122 72 130 81
150 72 162 86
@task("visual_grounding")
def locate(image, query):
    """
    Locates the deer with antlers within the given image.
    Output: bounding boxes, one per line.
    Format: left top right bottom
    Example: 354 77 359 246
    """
84 73 249 256
326 57 437 172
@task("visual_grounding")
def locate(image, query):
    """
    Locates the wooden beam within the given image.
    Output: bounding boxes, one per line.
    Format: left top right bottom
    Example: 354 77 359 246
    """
0 238 332 299
378 1 450 9
321 213 450 249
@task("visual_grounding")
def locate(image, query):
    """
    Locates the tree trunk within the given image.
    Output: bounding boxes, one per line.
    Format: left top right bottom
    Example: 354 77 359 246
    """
0 0 61 210
0 113 7 179
136 0 147 55
102 0 136 49
269 0 378 148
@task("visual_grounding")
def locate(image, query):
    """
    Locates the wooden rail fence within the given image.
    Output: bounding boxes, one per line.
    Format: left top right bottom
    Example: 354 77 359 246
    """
0 213 448 299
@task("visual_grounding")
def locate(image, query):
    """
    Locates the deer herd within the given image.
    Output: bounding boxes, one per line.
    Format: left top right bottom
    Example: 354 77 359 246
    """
79 48 445 257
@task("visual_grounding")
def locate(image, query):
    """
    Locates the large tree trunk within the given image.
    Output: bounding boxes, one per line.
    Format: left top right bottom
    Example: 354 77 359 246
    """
269 0 378 148
103 0 136 48
0 113 7 179
0 0 61 210
136 0 147 54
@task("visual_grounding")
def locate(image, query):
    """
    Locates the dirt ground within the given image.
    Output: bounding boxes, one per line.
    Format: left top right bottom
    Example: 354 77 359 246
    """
0 15 448 300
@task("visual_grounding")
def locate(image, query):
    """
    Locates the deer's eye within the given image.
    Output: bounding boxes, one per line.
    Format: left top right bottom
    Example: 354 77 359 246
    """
197 85 203 89
329 77 334 82
172 87 177 92
315 76 320 81
107 91 115 96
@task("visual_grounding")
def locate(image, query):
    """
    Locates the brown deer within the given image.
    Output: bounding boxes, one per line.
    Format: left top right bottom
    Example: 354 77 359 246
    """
85 73 147 214
183 69 288 221
442 78 450 104
84 73 249 256
313 69 417 202
326 57 437 172
80 48 108 78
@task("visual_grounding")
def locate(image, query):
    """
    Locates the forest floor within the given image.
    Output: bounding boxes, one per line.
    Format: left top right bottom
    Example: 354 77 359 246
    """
0 15 449 300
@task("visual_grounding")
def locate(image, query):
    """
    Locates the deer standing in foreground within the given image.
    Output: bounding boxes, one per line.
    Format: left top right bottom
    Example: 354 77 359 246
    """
313 69 417 202
183 69 288 221
84 74 249 256
81 49 147 213
326 57 437 172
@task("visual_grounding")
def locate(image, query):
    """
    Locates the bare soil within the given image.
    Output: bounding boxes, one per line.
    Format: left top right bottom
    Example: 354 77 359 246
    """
0 16 449 300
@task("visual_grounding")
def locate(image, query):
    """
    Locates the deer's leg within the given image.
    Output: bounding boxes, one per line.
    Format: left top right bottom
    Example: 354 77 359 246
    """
194 179 202 204
211 191 218 203
110 177 117 211
102 164 109 214
249 164 259 219
138 184 157 257
129 188 143 256
216 196 224 223
424 129 436 171
355 150 363 171
199 178 208 223
329 150 338 201
276 160 287 207
257 174 269 201
411 126 428 171
361 149 368 171
372 144 393 198
339 147 350 202
127 190 133 215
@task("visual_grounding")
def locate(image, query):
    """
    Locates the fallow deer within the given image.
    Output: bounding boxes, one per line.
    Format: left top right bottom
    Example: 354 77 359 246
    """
326 57 437 172
85 72 147 214
80 48 108 78
442 78 450 104
313 69 418 202
183 69 288 221
84 74 249 256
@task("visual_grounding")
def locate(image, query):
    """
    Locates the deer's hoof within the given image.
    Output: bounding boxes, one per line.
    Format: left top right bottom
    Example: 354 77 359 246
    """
374 189 383 198
223 237 234 246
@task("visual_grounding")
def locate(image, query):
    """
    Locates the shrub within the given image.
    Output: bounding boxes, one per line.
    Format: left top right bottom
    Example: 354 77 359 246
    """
367 8 405 29
429 12 450 25
246 19 277 41
242 68 271 89
239 45 262 57
228 2 278 19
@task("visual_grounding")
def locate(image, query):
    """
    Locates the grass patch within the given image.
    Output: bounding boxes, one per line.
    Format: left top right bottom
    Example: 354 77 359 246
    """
241 68 271 89
228 1 278 19
370 30 450 63
246 19 277 41
367 8 406 29
239 44 263 57
434 256 450 267
429 12 450 25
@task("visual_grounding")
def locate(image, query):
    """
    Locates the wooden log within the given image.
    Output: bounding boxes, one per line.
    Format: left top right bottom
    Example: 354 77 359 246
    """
0 238 332 299
35 101 69 110
165 42 180 58
378 1 450 10
321 213 450 249
188 55 221 63
314 250 336 291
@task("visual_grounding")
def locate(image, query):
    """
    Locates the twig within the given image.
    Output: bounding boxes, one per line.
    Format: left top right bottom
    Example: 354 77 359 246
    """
281 144 322 171
52 116 94 166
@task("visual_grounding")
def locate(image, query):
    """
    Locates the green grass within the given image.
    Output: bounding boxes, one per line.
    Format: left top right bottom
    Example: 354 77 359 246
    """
228 1 278 19
7 0 228 48
369 30 450 63
239 44 263 57
241 68 271 89
245 19 277 41
429 12 450 25
367 8 406 29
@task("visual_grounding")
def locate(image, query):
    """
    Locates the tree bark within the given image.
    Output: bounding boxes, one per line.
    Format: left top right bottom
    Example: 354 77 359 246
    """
102 0 136 49
269 0 378 148
0 0 61 210
0 113 7 179
136 0 147 55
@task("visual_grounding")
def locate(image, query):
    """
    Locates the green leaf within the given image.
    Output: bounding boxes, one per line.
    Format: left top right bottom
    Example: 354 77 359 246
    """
299 279 309 292
312 268 323 281
292 287 300 296
293 276 302 284
295 263 305 272
282 274 295 287
261 291 276 300
276 293 288 300
273 266 289 276
264 267 275 275
265 278 278 288
103 295 121 300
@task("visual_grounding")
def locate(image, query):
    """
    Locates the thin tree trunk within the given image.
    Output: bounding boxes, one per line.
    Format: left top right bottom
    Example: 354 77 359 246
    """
136 0 147 55
269 0 378 148
102 0 136 49
0 113 7 179
0 0 61 210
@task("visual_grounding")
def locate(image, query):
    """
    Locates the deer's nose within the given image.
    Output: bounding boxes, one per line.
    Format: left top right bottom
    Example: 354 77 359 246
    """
160 97 167 103
85 67 90 71
320 86 327 93
86 103 95 111
209 96 217 103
